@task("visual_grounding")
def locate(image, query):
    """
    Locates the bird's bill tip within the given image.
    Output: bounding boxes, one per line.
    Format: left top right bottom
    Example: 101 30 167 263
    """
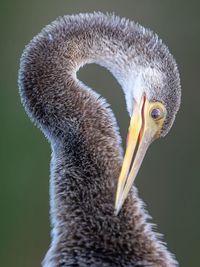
114 95 162 215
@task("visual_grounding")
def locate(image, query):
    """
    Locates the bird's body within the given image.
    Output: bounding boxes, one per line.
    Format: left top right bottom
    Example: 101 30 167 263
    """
19 13 181 267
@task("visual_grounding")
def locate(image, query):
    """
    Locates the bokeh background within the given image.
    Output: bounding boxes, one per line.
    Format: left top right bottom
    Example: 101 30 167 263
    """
1 0 199 266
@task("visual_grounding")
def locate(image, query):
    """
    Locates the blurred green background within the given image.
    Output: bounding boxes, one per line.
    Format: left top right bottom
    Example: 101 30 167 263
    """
1 0 199 266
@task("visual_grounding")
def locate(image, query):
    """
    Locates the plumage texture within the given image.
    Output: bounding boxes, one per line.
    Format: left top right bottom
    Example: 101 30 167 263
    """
18 13 180 267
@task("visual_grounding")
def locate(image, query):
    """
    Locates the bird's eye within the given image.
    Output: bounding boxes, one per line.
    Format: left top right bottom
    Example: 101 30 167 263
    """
150 108 163 120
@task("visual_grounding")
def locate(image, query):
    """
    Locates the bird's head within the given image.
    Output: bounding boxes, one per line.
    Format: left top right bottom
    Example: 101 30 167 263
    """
115 56 181 214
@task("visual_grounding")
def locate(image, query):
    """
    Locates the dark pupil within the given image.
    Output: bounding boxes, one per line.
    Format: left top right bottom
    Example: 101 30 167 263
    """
151 108 161 119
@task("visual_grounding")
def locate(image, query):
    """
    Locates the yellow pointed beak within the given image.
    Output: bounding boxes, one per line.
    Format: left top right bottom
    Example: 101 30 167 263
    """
115 95 166 214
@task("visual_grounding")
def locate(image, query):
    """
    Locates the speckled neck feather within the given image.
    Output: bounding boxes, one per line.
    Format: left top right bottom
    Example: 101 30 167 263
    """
19 13 178 267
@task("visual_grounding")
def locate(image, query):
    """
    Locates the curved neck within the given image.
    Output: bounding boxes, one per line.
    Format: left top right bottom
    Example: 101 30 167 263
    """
19 14 177 267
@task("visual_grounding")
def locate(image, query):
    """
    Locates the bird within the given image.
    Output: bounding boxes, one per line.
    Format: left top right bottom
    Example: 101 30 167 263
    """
18 12 181 267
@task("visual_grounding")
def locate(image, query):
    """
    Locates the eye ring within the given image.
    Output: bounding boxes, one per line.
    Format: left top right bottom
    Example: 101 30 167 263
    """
150 107 163 120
